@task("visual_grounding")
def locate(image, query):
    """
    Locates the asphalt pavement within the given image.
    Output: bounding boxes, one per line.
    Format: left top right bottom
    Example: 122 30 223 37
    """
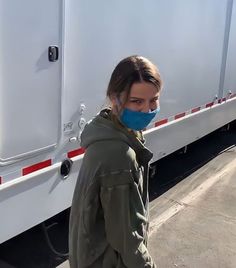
149 143 236 267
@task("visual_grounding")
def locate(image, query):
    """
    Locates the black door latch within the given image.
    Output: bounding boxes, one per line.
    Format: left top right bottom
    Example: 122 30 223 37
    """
48 46 59 62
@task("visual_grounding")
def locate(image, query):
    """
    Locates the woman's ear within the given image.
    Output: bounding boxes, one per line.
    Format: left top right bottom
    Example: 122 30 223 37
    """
110 94 124 115
110 94 117 107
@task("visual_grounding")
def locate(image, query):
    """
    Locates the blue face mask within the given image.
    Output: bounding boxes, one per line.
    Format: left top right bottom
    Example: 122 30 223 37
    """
120 107 160 131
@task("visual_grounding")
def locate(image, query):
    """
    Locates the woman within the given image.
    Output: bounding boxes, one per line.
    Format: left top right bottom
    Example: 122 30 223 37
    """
69 55 162 268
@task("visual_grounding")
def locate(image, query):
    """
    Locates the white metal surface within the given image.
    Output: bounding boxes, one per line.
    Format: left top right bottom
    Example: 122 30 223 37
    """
63 0 229 122
145 98 236 162
0 0 62 163
0 155 82 243
0 0 235 243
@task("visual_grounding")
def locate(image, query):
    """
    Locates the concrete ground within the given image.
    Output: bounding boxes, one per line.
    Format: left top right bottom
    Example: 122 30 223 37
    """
58 139 236 267
56 261 69 268
149 146 236 268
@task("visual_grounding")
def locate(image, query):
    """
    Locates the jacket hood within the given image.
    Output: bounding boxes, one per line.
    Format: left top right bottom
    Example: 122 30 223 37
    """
80 109 153 164
81 109 129 148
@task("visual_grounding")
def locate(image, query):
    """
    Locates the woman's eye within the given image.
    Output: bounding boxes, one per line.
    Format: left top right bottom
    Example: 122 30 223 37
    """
151 98 159 104
131 100 143 104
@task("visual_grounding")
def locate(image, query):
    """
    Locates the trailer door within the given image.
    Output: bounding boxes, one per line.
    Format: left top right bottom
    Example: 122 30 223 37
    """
0 0 62 162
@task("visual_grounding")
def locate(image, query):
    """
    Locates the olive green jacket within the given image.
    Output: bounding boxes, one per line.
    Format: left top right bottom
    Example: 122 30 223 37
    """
69 109 156 268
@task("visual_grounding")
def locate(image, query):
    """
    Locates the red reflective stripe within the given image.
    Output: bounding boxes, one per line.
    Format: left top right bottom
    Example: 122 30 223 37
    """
0 177 2 184
22 159 52 176
218 99 222 104
155 118 168 127
191 107 201 113
67 148 85 158
175 112 186 120
206 102 214 108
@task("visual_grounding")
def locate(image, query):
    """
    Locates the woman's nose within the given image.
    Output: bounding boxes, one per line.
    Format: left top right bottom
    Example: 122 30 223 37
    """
141 102 151 113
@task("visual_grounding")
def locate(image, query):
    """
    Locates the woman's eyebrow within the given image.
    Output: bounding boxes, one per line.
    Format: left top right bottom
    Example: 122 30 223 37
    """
129 97 144 100
129 96 159 100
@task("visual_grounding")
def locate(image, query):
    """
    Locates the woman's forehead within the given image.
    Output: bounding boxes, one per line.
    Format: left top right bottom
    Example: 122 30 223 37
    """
129 82 160 98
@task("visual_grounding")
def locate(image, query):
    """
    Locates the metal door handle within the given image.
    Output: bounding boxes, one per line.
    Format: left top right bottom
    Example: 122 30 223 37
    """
48 46 59 62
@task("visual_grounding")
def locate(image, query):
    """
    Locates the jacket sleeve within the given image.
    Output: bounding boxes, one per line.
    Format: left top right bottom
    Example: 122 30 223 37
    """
100 172 156 268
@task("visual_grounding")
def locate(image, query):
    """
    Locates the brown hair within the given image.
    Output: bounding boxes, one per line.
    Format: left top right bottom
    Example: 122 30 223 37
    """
106 55 162 104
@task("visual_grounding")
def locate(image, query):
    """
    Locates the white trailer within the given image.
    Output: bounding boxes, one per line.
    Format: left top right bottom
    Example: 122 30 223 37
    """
0 0 236 243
